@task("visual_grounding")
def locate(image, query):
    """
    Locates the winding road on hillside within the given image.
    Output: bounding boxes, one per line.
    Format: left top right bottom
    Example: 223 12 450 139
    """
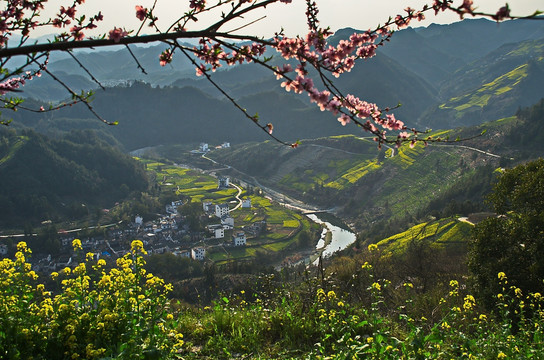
197 153 325 214
228 183 244 212
434 143 511 159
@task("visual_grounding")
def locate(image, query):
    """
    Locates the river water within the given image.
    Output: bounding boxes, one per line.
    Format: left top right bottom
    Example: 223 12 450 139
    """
307 214 356 265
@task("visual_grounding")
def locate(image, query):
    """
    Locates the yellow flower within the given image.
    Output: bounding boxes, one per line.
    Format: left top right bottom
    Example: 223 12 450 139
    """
498 272 507 281
371 282 381 291
337 301 344 307
166 313 174 321
327 290 336 300
449 279 459 288
514 287 522 298
404 282 414 289
367 244 378 252
131 240 147 254
17 241 31 253
463 295 476 311
72 239 82 251
361 262 372 269
479 314 487 322
74 263 86 276
366 337 374 343
97 259 106 267
51 272 59 280
86 252 94 261
497 352 507 359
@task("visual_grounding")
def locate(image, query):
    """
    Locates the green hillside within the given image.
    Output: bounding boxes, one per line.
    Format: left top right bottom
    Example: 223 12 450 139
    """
0 128 149 227
420 37 544 129
376 217 472 257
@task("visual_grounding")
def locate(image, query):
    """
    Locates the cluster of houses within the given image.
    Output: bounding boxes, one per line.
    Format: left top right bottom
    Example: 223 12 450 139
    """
190 142 231 154
0 176 268 272
202 200 246 246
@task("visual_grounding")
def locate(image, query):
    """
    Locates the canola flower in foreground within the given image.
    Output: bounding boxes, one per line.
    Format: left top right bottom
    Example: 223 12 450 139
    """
0 240 183 359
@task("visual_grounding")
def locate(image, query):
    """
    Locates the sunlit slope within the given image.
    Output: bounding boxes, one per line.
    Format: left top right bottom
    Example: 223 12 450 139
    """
206 125 499 229
376 217 473 257
421 37 544 129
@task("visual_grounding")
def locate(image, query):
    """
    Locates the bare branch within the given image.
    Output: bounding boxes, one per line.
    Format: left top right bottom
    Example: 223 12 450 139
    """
66 50 105 90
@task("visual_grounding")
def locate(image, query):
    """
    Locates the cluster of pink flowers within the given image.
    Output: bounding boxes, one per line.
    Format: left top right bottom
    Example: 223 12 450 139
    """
52 4 103 42
0 65 44 96
108 27 128 43
189 39 266 75
159 49 173 66
1 0 47 42
190 0 206 12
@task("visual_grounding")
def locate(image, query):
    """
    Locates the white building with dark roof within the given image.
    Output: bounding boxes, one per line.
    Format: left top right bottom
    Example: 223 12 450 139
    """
191 247 206 261
232 231 246 246
215 203 229 218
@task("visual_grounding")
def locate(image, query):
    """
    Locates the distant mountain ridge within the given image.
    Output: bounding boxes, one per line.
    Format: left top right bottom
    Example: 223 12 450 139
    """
9 18 544 150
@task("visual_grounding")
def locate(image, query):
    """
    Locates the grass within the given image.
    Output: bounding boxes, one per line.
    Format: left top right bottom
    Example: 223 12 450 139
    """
5 240 544 359
325 160 381 189
376 217 472 257
440 64 529 113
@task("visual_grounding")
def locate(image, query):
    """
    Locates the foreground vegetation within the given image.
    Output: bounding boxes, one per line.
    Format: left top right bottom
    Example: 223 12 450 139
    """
2 240 543 359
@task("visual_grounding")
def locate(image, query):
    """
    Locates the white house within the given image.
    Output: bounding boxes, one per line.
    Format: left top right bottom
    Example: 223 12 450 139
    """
135 215 143 225
242 198 251 208
214 228 225 239
215 203 229 218
218 176 230 189
232 231 246 246
222 142 230 148
199 143 209 152
191 247 206 261
207 224 225 239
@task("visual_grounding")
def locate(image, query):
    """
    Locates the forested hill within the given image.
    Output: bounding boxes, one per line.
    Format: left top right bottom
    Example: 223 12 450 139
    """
0 128 149 227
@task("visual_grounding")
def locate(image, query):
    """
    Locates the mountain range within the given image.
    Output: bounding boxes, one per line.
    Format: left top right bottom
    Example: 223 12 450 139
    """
8 17 543 151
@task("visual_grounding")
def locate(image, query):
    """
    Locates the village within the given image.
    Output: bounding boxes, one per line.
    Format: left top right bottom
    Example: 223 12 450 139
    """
0 174 271 274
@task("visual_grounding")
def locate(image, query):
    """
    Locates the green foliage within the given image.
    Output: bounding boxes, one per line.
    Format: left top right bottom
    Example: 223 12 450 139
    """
469 159 544 308
176 265 544 359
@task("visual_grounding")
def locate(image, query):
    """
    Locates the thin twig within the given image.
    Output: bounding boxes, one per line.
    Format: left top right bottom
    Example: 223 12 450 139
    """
177 44 294 146
125 45 148 75
66 50 105 90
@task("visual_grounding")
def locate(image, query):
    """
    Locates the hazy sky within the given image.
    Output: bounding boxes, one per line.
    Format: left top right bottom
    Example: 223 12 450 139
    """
38 0 543 38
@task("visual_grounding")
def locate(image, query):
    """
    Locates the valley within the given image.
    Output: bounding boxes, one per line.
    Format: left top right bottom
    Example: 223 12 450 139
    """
2 12 544 359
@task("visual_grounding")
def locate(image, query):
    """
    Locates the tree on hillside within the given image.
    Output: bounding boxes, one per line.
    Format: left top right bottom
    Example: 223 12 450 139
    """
1 0 541 147
469 159 544 308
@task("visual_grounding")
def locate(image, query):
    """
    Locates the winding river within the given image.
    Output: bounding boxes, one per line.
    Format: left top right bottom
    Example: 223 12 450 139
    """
307 214 357 265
